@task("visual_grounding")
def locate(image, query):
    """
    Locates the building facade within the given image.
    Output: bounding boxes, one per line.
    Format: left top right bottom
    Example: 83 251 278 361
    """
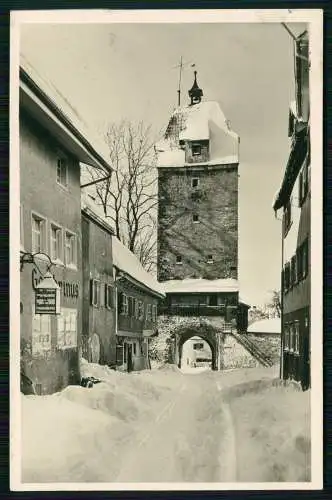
81 207 116 368
20 61 112 394
112 237 165 372
273 31 310 390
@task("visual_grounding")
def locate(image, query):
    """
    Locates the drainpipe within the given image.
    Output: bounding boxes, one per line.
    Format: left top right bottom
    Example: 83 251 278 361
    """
280 216 284 380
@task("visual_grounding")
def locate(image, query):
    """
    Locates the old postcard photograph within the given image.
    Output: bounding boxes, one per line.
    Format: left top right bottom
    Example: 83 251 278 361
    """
10 8 323 491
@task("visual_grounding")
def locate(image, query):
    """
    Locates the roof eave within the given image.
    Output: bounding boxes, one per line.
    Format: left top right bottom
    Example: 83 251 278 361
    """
114 265 165 299
273 126 308 211
20 68 112 174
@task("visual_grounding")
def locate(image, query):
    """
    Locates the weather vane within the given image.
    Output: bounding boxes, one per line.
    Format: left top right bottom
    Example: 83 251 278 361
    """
173 57 196 107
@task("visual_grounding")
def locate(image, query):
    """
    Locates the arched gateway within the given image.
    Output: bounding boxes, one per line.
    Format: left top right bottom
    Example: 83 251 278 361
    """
159 317 227 371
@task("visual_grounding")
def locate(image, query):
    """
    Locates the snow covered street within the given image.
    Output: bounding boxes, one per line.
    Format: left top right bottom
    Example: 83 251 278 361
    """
21 361 310 484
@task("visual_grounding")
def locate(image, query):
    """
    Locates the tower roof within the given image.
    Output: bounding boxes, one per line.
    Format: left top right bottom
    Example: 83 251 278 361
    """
188 71 203 105
156 100 239 167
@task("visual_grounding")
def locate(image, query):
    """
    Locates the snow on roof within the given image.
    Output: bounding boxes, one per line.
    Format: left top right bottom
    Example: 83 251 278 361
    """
157 100 239 168
20 55 111 171
112 237 165 298
160 278 239 294
247 318 281 334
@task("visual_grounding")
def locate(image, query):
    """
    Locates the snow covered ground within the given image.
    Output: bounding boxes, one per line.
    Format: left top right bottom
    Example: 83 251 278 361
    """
21 360 310 484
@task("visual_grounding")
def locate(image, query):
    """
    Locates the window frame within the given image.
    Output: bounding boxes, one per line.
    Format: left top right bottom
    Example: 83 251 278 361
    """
56 152 69 189
64 229 77 268
290 255 297 288
146 303 152 322
294 320 300 354
31 211 48 254
192 177 200 189
192 143 202 156
152 304 157 323
105 283 114 310
138 300 144 321
284 262 291 293
120 293 129 316
57 307 77 349
50 221 63 264
284 323 290 351
90 279 101 308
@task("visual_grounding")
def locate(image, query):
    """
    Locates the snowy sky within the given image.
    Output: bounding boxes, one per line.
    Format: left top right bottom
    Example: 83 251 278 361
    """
20 19 307 307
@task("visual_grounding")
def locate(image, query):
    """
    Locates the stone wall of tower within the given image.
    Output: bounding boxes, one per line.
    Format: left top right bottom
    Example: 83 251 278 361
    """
157 164 238 282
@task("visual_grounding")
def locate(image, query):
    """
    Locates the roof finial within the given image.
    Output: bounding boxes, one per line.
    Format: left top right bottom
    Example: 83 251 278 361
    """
188 69 203 106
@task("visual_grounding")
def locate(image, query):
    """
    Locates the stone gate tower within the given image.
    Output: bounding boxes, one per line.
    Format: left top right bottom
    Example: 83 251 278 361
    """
156 72 240 283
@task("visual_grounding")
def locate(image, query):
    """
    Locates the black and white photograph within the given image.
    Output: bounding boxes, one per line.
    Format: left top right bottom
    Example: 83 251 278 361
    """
10 9 323 490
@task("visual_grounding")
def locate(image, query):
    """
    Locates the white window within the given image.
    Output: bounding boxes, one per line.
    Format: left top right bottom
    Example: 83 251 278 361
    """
146 304 152 322
32 312 51 356
294 321 300 354
138 301 144 321
105 284 114 309
152 304 157 323
32 213 47 254
57 308 77 349
91 279 100 307
65 231 77 267
192 178 200 189
289 324 295 353
50 223 63 262
56 155 68 187
284 324 289 351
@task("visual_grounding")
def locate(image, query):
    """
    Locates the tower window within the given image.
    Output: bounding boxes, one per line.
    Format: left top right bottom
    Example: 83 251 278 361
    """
192 144 201 156
193 214 199 223
176 256 182 265
192 178 199 189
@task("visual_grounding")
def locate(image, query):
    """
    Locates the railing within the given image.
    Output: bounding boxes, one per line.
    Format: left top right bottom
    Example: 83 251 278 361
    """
232 331 274 367
158 304 228 317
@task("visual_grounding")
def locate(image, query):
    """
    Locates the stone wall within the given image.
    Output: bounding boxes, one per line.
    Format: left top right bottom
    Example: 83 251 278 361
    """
157 164 238 281
153 315 265 370
222 334 261 369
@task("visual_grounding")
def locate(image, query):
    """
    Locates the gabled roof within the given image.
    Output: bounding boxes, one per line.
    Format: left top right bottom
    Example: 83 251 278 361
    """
112 237 165 299
156 100 239 168
20 56 112 173
247 318 281 334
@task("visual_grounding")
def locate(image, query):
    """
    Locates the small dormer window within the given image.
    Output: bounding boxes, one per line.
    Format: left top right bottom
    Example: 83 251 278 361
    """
192 144 201 156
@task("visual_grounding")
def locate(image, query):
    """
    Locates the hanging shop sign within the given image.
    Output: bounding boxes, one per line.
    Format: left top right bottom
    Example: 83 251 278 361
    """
35 271 61 315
